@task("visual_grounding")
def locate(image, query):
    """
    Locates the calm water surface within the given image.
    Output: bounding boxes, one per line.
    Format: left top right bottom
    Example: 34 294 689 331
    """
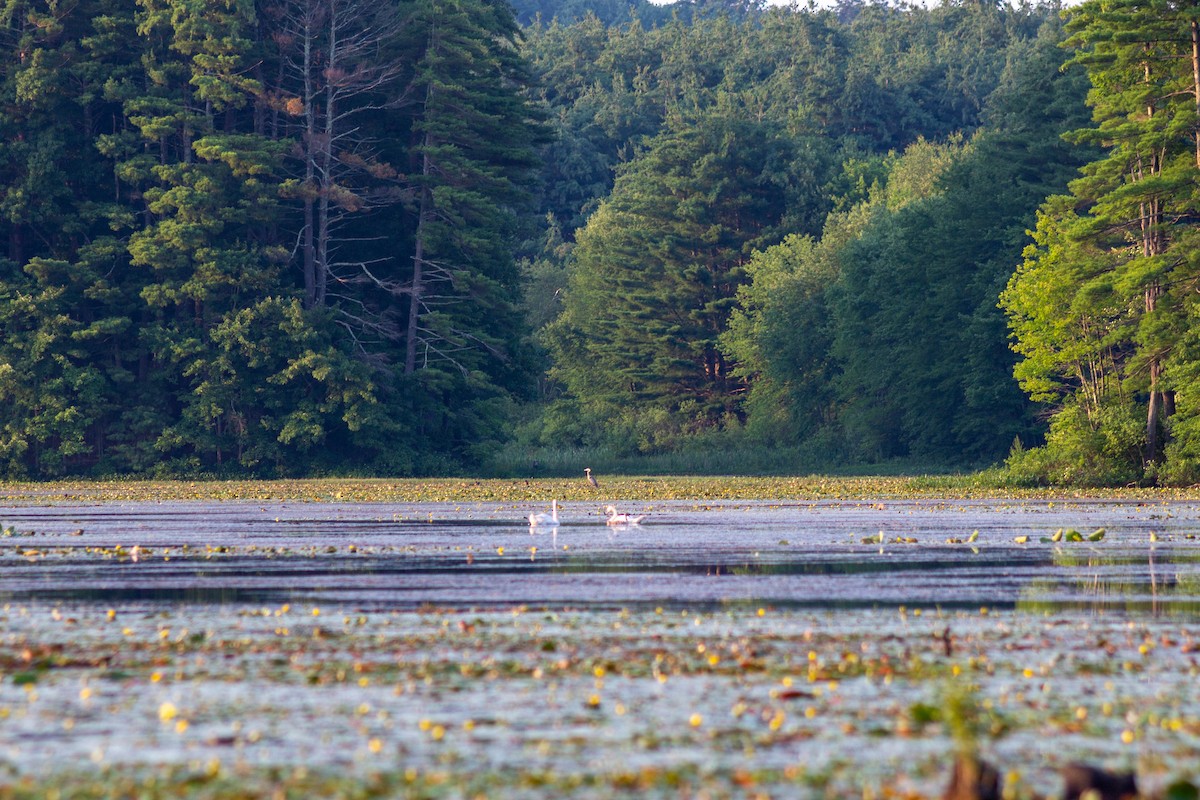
1 497 1197 612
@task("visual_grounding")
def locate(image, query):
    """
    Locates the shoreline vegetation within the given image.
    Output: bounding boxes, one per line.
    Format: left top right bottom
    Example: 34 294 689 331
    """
1 474 1198 504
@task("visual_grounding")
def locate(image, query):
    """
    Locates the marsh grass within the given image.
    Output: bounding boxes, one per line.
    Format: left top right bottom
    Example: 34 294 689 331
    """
0 470 1191 504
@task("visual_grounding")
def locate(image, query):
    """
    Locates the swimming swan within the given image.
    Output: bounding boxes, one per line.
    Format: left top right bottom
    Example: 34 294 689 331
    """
605 505 644 526
529 500 560 527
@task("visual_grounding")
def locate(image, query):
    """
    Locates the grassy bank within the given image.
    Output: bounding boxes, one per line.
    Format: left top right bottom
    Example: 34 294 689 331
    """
0 472 1195 504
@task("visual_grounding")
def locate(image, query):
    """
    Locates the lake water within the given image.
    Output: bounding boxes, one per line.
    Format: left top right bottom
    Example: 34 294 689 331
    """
1 497 1196 609
0 497 1197 797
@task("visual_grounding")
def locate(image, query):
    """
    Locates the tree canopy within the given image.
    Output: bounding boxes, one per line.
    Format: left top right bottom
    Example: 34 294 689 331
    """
2 0 1188 484
0 0 543 477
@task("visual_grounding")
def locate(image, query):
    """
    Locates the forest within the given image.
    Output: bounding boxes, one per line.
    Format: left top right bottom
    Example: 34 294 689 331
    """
0 0 1195 484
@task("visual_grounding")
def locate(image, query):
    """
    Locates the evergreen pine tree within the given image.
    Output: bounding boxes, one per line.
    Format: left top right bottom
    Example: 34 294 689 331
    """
396 0 546 461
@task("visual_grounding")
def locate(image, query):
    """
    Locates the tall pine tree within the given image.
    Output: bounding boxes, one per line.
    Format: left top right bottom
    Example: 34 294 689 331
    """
545 109 826 448
395 0 546 461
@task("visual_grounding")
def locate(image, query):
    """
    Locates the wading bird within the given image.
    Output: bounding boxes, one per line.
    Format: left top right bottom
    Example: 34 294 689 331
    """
584 468 600 489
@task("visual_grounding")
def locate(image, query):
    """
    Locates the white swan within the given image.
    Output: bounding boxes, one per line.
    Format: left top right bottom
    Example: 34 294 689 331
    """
605 505 645 526
529 500 560 527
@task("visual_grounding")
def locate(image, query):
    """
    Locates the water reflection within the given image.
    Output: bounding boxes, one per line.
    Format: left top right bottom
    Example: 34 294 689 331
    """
1017 548 1200 615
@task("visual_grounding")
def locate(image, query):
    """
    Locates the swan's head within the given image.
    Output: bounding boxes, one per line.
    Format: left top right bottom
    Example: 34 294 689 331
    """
605 505 617 514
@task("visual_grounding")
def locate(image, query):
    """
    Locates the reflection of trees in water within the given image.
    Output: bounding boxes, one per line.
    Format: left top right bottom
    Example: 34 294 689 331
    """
0 587 249 604
1017 551 1200 616
545 560 947 576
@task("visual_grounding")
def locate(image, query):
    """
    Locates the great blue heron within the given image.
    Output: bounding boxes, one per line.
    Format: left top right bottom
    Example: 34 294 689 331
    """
584 468 600 489
529 500 559 527
605 505 644 526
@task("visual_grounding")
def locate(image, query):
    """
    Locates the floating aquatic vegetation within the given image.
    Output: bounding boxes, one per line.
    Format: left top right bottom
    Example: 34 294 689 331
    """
0 496 1197 798
1 476 1200 504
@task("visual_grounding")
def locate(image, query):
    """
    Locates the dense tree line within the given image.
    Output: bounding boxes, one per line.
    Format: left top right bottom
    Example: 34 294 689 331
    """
520 0 1094 470
0 0 544 476
2 0 1191 483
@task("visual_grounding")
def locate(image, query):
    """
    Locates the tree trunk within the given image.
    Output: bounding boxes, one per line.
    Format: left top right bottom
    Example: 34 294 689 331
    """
300 0 318 307
314 1 338 308
1139 57 1166 462
405 143 433 375
303 197 316 306
1147 378 1160 464
1193 19 1200 168
1144 274 1163 462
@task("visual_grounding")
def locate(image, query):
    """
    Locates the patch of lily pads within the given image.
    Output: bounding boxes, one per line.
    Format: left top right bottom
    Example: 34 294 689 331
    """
1 474 1200 504
1 599 1199 798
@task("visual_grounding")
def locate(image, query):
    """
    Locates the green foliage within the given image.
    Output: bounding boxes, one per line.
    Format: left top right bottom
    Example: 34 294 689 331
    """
0 0 1170 482
1161 317 1200 484
1000 0 1200 484
1000 196 1128 415
688 11 1091 471
389 0 548 464
158 298 387 475
938 681 984 756
521 0 1049 240
545 109 827 447
1165 781 1200 800
402 0 545 379
1002 401 1145 487
828 138 974 458
721 209 869 444
0 0 545 478
510 0 671 27
0 262 103 477
486 415 858 477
